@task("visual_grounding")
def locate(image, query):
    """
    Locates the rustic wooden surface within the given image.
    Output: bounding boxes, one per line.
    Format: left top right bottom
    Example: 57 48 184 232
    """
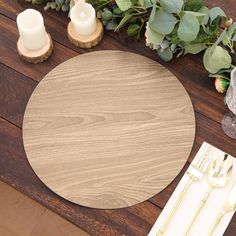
0 0 235 235
23 51 195 209
0 181 89 236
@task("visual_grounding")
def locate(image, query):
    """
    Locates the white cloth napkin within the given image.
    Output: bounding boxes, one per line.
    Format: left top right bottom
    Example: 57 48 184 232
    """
149 142 236 236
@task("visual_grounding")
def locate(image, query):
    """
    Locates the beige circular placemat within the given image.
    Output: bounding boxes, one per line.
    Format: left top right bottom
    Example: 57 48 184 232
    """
23 50 195 209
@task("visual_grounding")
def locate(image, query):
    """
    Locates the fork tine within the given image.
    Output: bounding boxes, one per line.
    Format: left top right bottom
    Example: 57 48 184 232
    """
196 145 213 169
224 153 229 160
220 155 233 175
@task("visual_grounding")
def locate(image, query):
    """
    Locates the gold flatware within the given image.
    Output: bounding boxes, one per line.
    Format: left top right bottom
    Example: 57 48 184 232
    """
156 146 213 235
185 154 233 236
209 183 236 236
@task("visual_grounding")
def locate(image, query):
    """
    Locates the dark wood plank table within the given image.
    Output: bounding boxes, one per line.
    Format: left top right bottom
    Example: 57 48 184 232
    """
0 1 235 235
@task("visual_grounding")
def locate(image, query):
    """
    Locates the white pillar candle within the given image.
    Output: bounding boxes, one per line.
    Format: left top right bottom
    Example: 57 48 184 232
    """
17 9 47 51
70 2 96 36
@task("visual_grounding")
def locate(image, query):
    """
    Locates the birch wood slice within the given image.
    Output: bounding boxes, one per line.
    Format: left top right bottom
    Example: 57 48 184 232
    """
67 19 103 48
17 33 53 64
23 50 195 209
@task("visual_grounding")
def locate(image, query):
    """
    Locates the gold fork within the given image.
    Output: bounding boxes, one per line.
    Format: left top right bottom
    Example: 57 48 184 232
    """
208 183 236 236
156 145 213 235
184 153 234 236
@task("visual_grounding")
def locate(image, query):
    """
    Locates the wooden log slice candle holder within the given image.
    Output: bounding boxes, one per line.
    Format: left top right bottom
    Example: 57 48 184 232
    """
17 33 53 64
67 18 104 49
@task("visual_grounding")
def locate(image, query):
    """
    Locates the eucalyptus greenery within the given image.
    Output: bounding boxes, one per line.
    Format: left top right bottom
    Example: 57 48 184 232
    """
16 0 236 94
86 0 152 38
15 0 70 12
146 0 236 84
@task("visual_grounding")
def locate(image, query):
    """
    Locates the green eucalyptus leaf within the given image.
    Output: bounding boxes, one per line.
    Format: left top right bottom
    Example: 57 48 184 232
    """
185 0 203 12
232 34 236 41
203 46 232 73
146 23 165 45
113 7 123 15
209 7 226 22
222 34 231 47
106 21 118 30
157 47 173 61
209 73 230 80
160 39 170 49
178 13 200 42
62 4 69 12
209 67 232 80
184 11 206 17
102 9 113 21
215 29 227 45
149 0 157 23
97 10 102 19
70 0 75 9
198 6 210 25
115 0 132 11
115 14 132 31
102 19 108 26
208 15 222 35
203 47 217 73
159 0 183 13
170 44 177 52
138 0 144 6
190 28 211 43
138 0 152 9
127 24 140 37
184 11 206 24
217 68 234 74
228 22 236 38
170 25 181 44
185 43 206 54
149 8 178 35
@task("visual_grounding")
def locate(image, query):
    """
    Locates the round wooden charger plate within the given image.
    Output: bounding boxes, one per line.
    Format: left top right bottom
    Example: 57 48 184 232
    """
23 50 195 209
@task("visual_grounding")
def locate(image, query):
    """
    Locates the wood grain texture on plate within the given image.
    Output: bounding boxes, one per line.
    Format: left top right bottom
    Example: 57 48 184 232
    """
23 50 195 209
